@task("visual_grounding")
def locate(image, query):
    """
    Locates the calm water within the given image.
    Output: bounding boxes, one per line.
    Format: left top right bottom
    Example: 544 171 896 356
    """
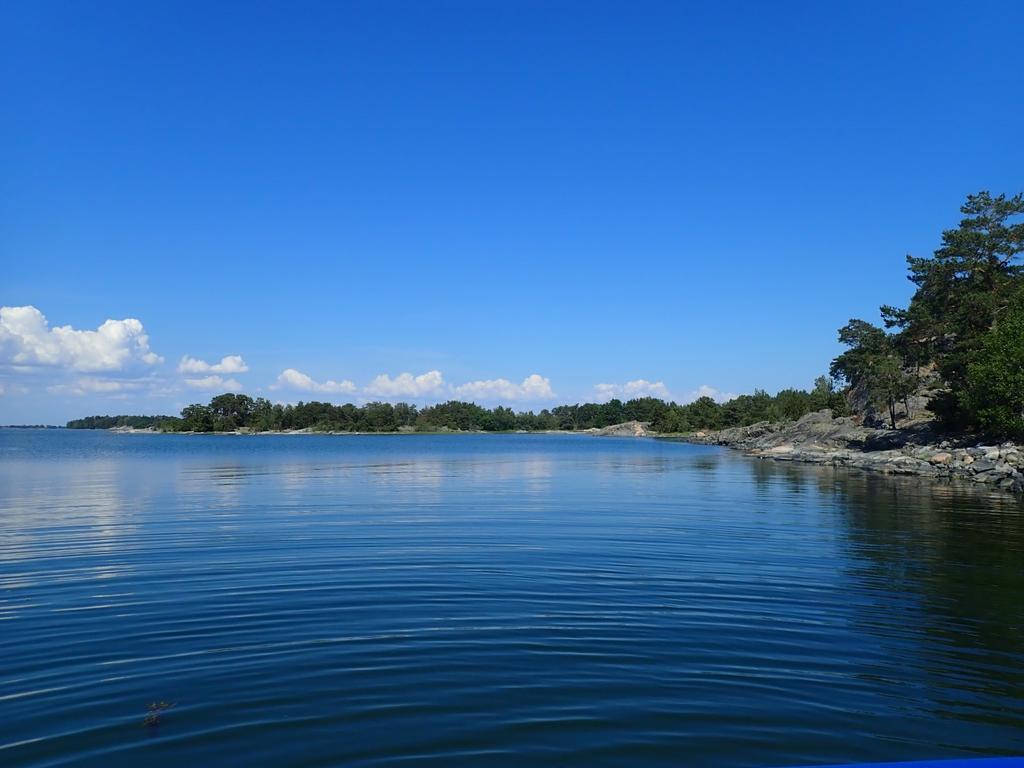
1 430 1022 767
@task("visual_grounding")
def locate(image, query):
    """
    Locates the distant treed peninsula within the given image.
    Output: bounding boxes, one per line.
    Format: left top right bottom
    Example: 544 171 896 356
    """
65 415 177 430
67 191 1024 441
66 385 847 434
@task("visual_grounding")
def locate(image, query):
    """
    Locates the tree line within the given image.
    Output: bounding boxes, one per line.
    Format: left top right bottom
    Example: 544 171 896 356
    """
65 414 176 430
67 383 846 435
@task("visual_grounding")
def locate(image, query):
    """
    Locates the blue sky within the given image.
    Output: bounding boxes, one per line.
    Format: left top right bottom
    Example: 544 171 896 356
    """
2 1 1022 422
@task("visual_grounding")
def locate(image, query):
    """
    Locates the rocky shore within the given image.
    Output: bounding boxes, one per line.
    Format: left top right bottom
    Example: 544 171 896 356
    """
588 420 653 437
686 410 1024 496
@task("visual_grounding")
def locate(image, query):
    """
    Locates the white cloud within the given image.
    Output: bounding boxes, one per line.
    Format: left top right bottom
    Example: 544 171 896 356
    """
0 305 163 372
272 368 357 394
0 381 28 396
47 377 148 395
590 380 737 404
184 375 244 391
684 384 737 403
365 370 445 398
452 373 554 401
178 355 248 374
593 379 672 402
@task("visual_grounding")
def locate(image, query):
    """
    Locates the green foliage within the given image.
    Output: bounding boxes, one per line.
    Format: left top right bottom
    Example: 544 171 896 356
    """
964 295 1024 438
882 192 1024 373
208 393 255 431
648 382 845 433
180 404 215 432
66 414 180 430
812 375 849 417
830 320 890 385
831 319 917 429
871 356 919 429
417 401 497 431
683 396 724 430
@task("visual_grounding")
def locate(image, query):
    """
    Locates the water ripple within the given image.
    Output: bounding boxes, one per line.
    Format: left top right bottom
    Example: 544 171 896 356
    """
1 431 1022 767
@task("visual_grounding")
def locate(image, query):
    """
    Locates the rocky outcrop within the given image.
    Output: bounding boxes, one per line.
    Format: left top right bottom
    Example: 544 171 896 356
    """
846 363 945 428
694 410 874 451
688 410 1024 495
593 421 652 437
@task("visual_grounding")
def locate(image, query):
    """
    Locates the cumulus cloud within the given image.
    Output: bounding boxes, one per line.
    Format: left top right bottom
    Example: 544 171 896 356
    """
47 377 149 395
184 375 244 391
452 373 554 401
272 368 357 394
684 384 737 403
0 381 28 396
365 370 445 398
592 379 672 402
590 380 737 404
0 305 163 372
178 355 248 374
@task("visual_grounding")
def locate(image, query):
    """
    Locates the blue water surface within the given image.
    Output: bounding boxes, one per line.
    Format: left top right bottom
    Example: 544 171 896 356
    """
1 430 1022 767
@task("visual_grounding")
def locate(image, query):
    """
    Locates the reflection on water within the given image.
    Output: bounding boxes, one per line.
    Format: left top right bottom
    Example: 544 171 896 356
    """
0 431 1021 767
750 459 1024 718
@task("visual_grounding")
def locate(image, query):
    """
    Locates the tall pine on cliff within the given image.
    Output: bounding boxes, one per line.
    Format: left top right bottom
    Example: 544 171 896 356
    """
833 191 1024 435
